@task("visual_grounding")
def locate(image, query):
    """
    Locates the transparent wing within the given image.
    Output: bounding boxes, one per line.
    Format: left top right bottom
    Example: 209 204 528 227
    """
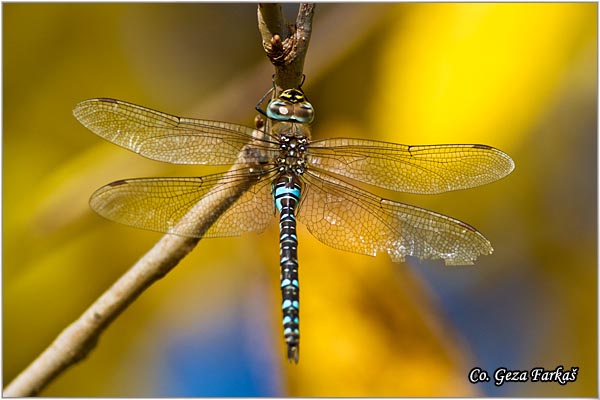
74 98 277 165
308 138 515 194
90 168 277 238
298 171 492 265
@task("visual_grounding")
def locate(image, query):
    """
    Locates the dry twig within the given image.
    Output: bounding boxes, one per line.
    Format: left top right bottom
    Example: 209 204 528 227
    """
258 3 315 90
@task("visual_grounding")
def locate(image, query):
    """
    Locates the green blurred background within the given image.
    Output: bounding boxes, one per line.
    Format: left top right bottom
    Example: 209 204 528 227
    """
3 3 597 396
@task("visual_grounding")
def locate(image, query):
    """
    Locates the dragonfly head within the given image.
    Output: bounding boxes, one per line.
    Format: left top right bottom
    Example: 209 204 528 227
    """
266 88 314 124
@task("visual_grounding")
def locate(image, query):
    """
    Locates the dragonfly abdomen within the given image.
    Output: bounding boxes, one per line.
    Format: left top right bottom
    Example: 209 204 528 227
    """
273 173 302 363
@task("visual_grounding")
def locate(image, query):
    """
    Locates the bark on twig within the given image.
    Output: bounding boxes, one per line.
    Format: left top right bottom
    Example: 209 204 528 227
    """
258 3 315 90
4 3 314 397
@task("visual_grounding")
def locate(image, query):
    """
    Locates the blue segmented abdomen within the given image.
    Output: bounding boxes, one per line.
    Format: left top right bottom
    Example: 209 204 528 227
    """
273 173 302 363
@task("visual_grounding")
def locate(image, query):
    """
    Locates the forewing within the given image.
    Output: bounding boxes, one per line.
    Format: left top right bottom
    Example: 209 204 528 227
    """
297 171 492 265
74 98 276 165
308 138 515 194
90 169 276 238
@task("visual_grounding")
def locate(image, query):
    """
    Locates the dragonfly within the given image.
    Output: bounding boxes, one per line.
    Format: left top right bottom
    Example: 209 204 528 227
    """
73 85 514 363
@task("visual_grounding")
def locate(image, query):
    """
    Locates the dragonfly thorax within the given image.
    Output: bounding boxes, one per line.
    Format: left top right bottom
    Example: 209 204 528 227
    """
277 135 308 175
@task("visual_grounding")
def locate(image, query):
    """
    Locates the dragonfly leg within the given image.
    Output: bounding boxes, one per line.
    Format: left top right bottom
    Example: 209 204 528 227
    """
255 86 275 117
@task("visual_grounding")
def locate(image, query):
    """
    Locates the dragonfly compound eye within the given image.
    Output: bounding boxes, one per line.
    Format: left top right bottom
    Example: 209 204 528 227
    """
267 99 295 121
267 89 313 123
293 102 314 124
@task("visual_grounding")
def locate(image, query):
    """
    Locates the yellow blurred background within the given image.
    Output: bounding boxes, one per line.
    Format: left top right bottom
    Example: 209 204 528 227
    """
3 3 596 396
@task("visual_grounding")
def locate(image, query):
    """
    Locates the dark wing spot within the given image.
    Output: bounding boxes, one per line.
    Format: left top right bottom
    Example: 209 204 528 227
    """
107 179 128 187
456 219 479 233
